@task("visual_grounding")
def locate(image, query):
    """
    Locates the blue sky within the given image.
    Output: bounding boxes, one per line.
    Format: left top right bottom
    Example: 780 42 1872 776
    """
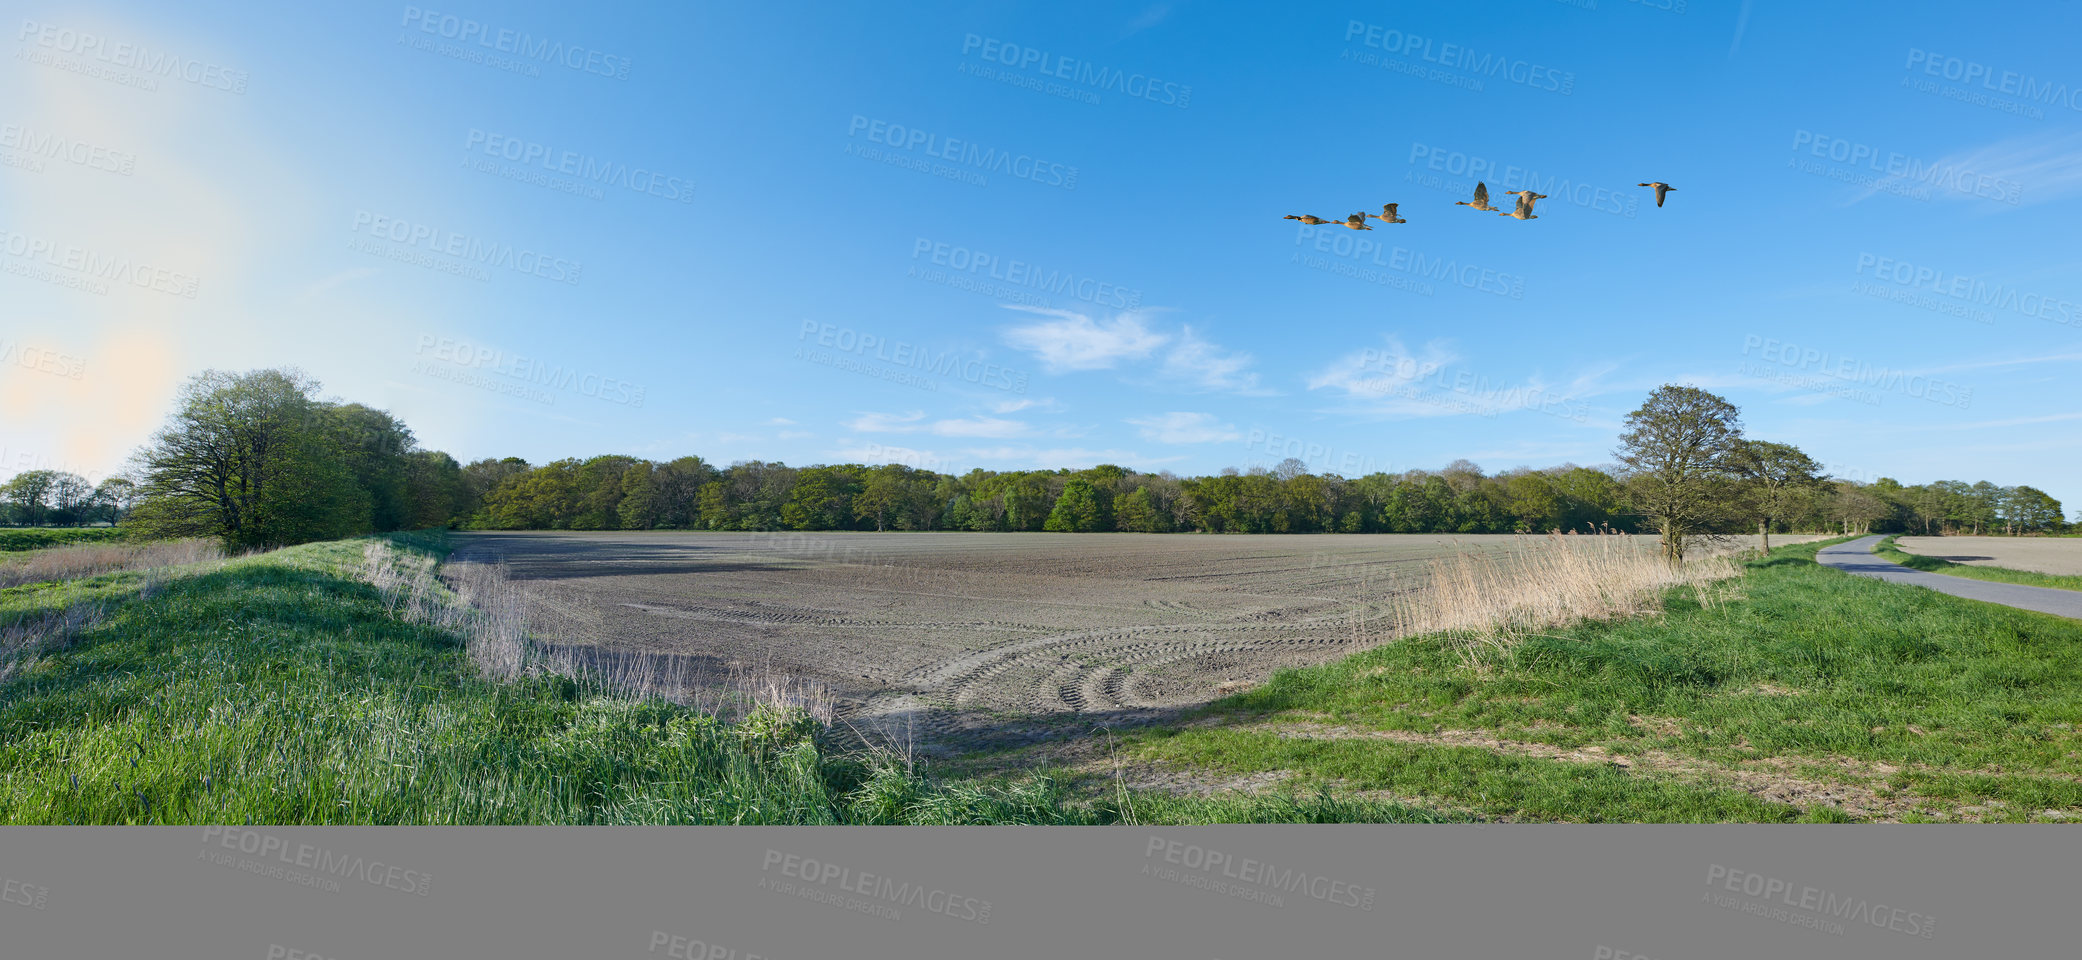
4 1 2079 510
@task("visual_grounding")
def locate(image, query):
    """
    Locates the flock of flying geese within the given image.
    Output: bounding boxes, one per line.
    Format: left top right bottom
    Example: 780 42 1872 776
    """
1284 180 1674 228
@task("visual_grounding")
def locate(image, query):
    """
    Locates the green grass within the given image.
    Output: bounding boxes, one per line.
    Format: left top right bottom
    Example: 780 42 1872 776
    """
1106 537 2082 822
0 534 1454 824
1875 535 2082 593
0 528 126 552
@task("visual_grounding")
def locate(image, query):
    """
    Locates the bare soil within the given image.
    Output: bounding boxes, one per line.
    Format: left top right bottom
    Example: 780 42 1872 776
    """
452 531 1598 753
1894 536 2082 576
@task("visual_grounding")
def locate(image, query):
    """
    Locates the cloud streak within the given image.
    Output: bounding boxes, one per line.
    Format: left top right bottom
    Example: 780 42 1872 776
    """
1125 411 1242 444
1854 131 2082 207
999 306 1269 395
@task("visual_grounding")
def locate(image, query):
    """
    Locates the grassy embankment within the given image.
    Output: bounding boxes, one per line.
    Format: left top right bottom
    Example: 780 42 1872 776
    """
1875 535 2082 593
1092 537 2082 822
0 532 1449 824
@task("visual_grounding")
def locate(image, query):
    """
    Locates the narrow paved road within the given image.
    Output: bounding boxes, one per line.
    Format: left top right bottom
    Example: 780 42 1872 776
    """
1816 536 2082 620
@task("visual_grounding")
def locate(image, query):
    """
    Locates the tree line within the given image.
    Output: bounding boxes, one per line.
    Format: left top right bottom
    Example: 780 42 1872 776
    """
32 369 2063 552
0 471 135 527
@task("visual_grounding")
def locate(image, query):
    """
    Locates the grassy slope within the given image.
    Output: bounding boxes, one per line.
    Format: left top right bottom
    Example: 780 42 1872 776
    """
1112 538 2082 822
1876 535 2082 593
0 535 1451 824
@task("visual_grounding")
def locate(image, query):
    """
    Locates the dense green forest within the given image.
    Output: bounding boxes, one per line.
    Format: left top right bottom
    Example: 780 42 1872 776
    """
6 368 2067 547
450 452 2064 538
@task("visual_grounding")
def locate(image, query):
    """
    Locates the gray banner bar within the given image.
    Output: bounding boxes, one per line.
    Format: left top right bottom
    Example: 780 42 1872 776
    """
0 826 2067 958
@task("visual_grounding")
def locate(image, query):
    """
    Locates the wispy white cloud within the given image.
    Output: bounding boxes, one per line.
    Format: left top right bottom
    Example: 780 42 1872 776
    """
844 410 1030 439
928 416 1029 439
1162 325 1267 394
1307 337 1606 422
999 307 1268 396
845 410 928 432
992 397 1062 414
1000 307 1170 371
1307 337 1458 400
1855 131 2082 207
832 442 952 471
1923 350 2082 375
1125 411 1242 444
1924 411 2082 431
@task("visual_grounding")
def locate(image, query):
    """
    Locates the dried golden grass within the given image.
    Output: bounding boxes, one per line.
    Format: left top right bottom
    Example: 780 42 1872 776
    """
0 538 223 589
1393 531 1743 669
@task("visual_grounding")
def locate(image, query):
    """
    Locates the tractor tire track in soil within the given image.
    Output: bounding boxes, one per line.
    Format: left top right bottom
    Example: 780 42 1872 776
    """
449 531 1638 754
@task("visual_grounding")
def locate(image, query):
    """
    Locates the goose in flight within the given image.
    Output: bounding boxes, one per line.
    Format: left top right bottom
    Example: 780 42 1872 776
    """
1455 181 1500 212
1499 189 1548 204
1367 203 1406 224
1497 193 1541 220
1639 182 1674 207
1283 214 1337 224
1337 211 1374 230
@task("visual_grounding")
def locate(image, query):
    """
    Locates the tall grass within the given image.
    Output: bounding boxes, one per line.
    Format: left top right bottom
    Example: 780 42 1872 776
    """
0 602 106 685
1395 531 1743 668
0 538 222 589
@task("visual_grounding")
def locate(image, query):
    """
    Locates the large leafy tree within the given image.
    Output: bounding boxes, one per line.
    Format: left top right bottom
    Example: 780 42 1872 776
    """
477 459 584 529
1 470 62 526
2000 486 2065 534
463 457 532 506
1112 486 1169 532
785 465 863 530
90 477 140 524
324 403 417 531
1044 479 1107 532
573 455 641 529
47 472 96 525
1827 482 1892 535
1732 440 1824 553
403 451 473 528
1615 385 1744 564
125 368 369 548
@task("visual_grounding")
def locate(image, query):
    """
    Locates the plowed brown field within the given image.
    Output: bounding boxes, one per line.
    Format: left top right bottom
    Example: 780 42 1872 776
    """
452 531 1801 753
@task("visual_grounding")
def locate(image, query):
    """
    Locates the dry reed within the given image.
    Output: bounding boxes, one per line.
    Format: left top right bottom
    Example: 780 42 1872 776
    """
0 538 223 589
1393 531 1743 669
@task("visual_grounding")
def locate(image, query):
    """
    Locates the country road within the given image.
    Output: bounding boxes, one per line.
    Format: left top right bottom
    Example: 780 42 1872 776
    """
1816 536 2082 620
